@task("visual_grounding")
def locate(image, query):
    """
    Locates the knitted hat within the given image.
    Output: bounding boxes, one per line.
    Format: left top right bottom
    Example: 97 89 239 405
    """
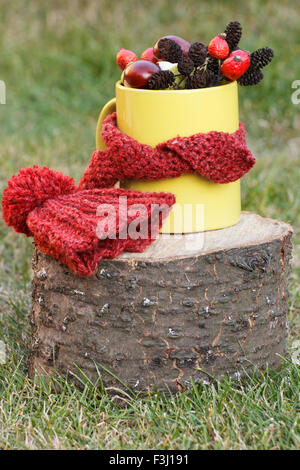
2 166 175 276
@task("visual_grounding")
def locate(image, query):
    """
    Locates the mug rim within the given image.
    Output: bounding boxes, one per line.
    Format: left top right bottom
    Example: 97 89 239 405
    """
116 79 237 94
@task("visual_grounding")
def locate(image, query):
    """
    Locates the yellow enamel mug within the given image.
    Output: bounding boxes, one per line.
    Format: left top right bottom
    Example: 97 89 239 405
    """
96 80 241 233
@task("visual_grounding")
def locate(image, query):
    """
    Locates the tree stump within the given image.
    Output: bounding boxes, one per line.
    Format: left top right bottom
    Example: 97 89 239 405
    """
28 212 293 393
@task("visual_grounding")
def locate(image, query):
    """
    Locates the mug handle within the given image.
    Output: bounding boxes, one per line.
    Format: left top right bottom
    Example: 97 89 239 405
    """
96 97 116 149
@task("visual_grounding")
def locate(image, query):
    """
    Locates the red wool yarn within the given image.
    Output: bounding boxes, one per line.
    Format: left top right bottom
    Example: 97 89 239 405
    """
79 112 255 190
2 166 175 276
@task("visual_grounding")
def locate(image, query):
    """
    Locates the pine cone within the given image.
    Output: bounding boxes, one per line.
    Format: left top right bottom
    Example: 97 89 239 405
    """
148 70 175 90
238 65 263 86
224 21 242 51
250 47 274 69
188 42 208 67
157 38 183 63
206 56 220 75
186 69 217 89
178 57 194 76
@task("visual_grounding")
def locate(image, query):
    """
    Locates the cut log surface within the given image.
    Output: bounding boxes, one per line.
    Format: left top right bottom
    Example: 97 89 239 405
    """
28 212 293 393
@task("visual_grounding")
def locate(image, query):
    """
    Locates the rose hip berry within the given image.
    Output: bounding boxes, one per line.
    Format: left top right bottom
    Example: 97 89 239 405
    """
116 49 138 71
221 49 250 80
208 34 229 59
140 47 158 63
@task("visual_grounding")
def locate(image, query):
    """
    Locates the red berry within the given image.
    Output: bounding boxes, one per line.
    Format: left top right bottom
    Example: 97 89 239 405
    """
116 49 138 71
123 60 160 88
232 49 251 73
208 34 229 59
140 47 158 63
153 35 191 59
221 49 250 81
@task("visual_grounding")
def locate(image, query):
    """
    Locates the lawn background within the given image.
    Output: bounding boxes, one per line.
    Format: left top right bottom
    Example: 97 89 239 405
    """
0 0 299 450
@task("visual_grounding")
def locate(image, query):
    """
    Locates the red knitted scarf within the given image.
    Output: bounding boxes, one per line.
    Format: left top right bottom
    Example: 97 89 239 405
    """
79 112 255 190
2 116 255 277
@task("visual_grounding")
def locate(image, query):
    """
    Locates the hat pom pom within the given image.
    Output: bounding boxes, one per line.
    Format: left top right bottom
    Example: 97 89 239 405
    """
2 166 76 236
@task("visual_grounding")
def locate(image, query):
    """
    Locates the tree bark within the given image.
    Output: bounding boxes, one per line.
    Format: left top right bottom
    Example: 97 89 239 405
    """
28 212 293 394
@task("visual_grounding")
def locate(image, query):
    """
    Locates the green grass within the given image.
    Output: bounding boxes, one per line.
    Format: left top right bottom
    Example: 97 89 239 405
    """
0 360 299 450
0 0 299 450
